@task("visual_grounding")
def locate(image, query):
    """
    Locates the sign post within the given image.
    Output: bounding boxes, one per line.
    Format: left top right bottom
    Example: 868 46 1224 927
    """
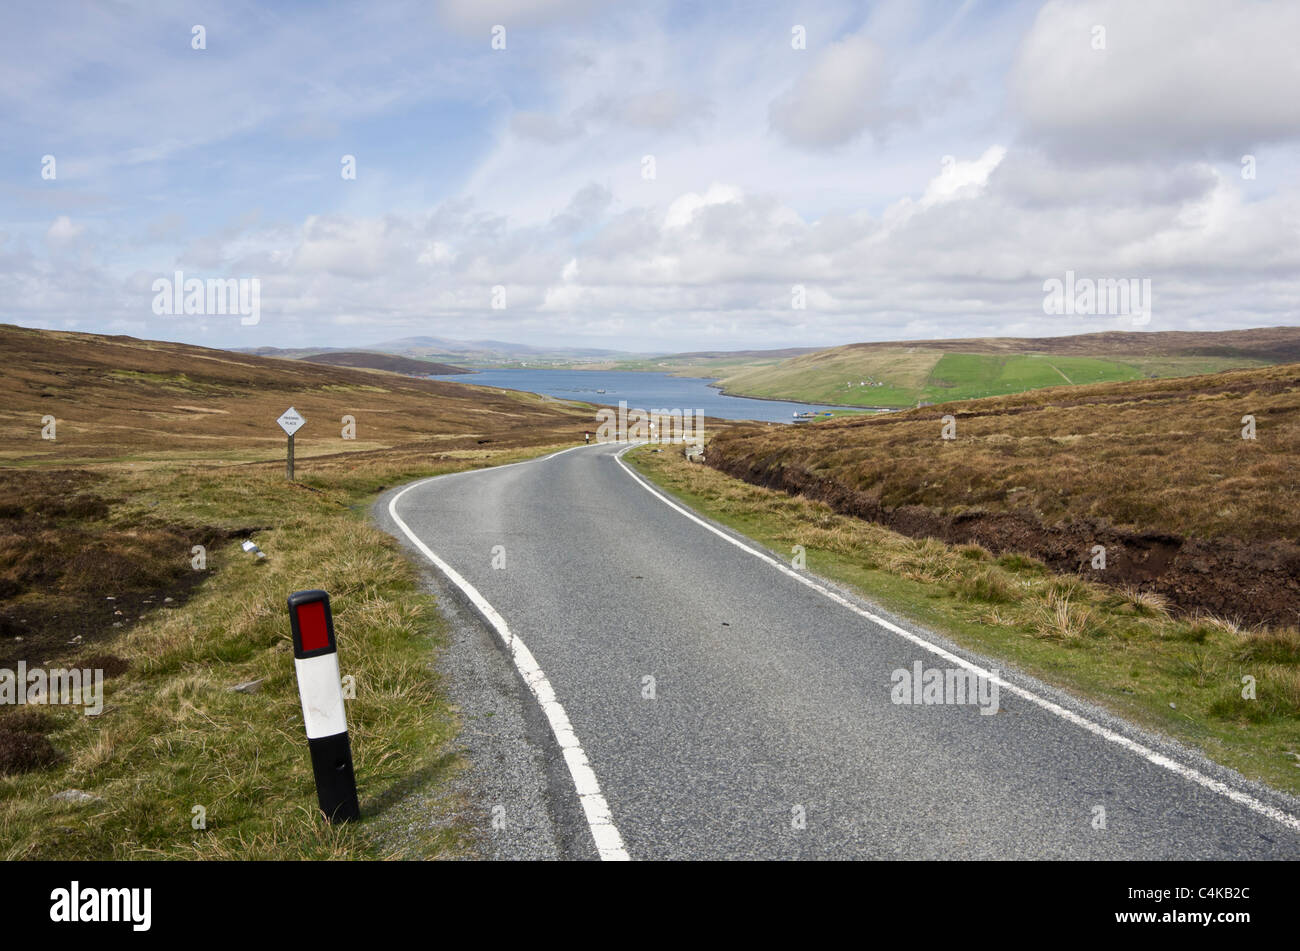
277 407 305 481
287 589 360 823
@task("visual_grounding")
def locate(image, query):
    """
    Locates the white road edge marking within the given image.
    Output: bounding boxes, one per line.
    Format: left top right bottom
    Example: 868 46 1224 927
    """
614 445 1300 835
388 444 630 861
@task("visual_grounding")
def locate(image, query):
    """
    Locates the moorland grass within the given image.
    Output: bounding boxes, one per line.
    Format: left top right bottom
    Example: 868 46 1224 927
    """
0 441 569 857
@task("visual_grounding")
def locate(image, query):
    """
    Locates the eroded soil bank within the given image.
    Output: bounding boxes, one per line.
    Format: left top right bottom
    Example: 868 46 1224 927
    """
0 469 235 773
706 449 1300 628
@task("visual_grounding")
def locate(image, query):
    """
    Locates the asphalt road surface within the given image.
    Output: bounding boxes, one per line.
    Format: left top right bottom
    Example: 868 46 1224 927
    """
375 442 1300 860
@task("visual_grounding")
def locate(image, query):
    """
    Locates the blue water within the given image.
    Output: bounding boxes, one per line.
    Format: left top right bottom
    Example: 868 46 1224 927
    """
427 368 862 423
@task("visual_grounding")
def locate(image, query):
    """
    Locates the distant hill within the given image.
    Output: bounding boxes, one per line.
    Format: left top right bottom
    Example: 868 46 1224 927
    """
368 336 630 363
236 337 636 367
235 345 338 359
714 326 1300 408
836 327 1300 362
0 324 589 465
601 346 823 375
299 351 470 375
657 347 821 360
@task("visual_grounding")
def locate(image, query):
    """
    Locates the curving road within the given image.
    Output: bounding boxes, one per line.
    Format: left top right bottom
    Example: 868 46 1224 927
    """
375 442 1300 860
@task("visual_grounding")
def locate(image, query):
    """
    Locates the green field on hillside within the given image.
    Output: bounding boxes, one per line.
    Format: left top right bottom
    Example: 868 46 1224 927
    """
714 348 1269 408
714 347 938 406
922 353 1144 400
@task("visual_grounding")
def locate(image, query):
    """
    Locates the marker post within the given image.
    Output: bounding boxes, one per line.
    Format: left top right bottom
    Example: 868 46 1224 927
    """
277 407 306 483
287 589 360 823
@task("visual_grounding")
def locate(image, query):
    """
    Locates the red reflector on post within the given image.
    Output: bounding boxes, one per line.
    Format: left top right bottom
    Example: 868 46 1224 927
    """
287 588 358 822
296 600 331 653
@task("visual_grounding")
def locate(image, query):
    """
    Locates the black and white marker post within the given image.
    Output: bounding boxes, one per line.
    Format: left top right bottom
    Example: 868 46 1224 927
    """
287 589 360 823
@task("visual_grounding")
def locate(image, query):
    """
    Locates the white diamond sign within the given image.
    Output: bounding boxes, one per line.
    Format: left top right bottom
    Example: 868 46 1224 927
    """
277 407 306 436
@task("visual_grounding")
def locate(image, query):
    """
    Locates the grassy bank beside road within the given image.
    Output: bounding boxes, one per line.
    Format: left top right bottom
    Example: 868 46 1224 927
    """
0 323 598 859
0 446 566 859
626 446 1300 797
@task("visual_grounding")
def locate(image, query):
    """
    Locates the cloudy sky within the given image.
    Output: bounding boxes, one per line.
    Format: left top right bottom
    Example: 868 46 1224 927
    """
2 0 1298 352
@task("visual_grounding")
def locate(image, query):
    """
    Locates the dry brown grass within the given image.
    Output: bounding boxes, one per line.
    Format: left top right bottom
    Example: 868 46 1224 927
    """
1032 593 1095 640
0 323 594 466
710 362 1300 540
0 324 596 858
706 362 1300 625
1116 585 1171 617
1191 612 1245 637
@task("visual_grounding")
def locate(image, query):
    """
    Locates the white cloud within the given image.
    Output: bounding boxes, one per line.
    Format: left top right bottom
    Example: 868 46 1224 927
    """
664 184 744 230
3 0 1299 351
1012 0 1300 159
45 215 84 249
768 33 892 149
920 146 1007 207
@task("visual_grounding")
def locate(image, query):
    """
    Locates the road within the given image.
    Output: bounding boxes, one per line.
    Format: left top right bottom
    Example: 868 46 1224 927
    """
375 442 1300 860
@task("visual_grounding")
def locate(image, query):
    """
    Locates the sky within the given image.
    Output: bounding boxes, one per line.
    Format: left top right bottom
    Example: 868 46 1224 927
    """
2 0 1298 353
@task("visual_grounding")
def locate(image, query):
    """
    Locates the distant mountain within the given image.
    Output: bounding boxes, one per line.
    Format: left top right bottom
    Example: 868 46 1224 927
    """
235 346 340 359
235 337 639 366
368 336 632 361
660 347 821 360
299 351 471 375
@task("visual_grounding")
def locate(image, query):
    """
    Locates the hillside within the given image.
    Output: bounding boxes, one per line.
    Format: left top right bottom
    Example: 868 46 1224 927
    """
370 336 630 365
713 326 1300 408
299 351 470 375
0 324 600 857
705 361 1300 626
237 337 635 368
0 321 597 668
0 324 587 465
596 346 821 375
838 326 1300 359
